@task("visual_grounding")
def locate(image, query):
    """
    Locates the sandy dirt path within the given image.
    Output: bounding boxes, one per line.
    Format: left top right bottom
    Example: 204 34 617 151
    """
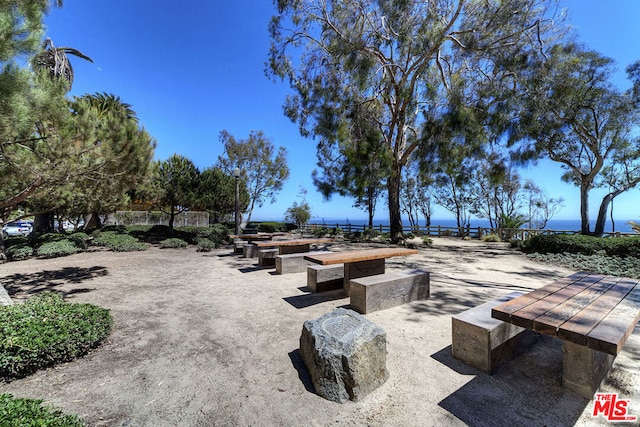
1 238 638 426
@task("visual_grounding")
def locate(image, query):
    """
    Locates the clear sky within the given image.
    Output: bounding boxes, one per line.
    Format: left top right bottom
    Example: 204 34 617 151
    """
42 0 640 224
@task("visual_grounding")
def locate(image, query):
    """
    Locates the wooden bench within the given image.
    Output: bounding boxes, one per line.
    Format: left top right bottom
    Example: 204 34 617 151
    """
492 272 640 398
304 248 418 295
255 238 334 255
307 264 344 292
349 270 430 314
452 292 538 374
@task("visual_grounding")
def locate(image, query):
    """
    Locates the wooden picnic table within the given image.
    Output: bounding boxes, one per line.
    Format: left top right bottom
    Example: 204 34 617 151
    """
229 233 287 241
253 238 334 255
491 271 640 398
304 247 418 295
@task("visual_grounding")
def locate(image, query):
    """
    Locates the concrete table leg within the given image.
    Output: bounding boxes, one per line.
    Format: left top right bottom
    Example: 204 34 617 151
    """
344 259 385 295
562 340 615 399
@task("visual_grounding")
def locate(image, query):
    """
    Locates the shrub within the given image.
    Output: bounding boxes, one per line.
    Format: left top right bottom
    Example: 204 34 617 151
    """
6 243 34 261
528 253 640 279
196 238 217 252
91 231 147 252
3 236 28 248
483 234 502 242
0 393 83 427
35 240 80 258
67 232 91 250
422 237 433 246
160 238 188 248
0 293 112 379
522 234 640 258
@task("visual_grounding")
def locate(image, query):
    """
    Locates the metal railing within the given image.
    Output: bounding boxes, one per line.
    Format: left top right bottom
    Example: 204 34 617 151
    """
303 222 637 240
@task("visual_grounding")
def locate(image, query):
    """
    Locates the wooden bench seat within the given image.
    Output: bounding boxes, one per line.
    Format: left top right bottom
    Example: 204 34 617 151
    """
452 292 538 374
349 270 430 314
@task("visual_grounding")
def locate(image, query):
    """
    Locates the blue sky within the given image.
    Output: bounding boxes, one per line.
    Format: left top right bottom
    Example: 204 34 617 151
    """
43 1 640 224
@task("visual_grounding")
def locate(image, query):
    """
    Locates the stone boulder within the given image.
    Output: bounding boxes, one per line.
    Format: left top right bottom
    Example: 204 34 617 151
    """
299 308 389 403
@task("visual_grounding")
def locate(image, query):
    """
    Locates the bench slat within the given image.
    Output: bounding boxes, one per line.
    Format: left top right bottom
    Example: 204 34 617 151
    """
491 272 590 322
532 276 619 336
304 248 418 265
586 281 640 355
558 277 634 345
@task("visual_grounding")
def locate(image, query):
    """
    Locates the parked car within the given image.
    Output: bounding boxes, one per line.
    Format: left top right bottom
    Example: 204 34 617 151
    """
2 220 33 238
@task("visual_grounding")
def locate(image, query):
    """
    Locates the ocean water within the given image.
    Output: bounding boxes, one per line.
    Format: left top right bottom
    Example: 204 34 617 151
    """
311 217 639 234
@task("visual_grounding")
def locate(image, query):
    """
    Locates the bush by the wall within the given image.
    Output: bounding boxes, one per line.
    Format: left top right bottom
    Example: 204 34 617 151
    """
0 393 83 427
35 240 80 258
160 238 188 248
196 238 217 252
6 243 34 261
0 293 112 380
91 231 147 252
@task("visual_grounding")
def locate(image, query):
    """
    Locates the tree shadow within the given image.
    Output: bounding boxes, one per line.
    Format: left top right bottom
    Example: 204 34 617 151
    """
1 266 108 299
432 336 590 426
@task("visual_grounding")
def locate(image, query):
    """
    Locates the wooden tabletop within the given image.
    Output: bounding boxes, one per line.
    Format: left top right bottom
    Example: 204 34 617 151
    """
304 247 418 265
229 233 286 240
492 271 640 355
254 238 334 247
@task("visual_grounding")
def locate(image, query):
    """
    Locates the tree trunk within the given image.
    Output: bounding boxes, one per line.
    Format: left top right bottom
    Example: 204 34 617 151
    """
579 181 590 235
169 205 176 230
367 185 374 229
387 167 403 243
33 211 55 234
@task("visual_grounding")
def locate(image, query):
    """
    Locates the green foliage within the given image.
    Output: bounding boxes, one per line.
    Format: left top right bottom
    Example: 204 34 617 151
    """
528 253 640 279
160 238 188 249
198 167 249 223
67 232 91 250
91 230 147 252
483 234 502 242
6 243 34 261
521 234 640 258
422 237 433 246
35 240 79 258
284 201 311 228
0 393 83 427
196 238 217 252
0 293 112 380
216 130 289 223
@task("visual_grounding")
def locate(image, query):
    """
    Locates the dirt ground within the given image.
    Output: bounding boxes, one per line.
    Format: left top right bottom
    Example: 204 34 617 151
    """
1 238 639 427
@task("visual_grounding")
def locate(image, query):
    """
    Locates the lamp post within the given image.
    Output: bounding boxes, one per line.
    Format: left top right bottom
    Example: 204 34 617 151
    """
234 167 241 235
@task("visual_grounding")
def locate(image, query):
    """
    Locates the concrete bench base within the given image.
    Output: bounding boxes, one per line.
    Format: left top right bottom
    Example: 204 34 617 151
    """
452 291 538 374
233 240 247 254
258 248 279 266
243 243 260 258
276 251 332 274
562 340 616 399
349 270 430 314
307 264 344 292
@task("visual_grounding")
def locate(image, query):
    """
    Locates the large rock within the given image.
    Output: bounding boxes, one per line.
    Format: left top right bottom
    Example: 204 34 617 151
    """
299 308 389 403
0 285 13 306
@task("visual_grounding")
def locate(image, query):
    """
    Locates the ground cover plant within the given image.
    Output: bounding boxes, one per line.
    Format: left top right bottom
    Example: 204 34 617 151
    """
521 234 640 279
0 293 113 380
0 393 83 427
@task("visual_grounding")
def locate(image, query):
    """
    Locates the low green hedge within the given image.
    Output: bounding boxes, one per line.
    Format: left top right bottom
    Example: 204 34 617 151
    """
160 238 188 248
521 234 640 258
0 393 83 427
0 293 113 379
91 230 147 252
35 240 80 258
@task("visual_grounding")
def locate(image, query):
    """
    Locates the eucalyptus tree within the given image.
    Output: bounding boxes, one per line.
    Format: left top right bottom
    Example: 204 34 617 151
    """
312 95 390 228
510 43 639 236
268 0 561 242
216 130 289 224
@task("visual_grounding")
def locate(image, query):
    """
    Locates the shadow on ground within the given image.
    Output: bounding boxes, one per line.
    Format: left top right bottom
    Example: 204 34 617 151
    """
0 266 108 299
432 336 589 427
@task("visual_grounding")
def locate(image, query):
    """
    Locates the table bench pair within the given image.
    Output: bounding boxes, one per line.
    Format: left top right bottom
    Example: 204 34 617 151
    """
305 248 430 314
